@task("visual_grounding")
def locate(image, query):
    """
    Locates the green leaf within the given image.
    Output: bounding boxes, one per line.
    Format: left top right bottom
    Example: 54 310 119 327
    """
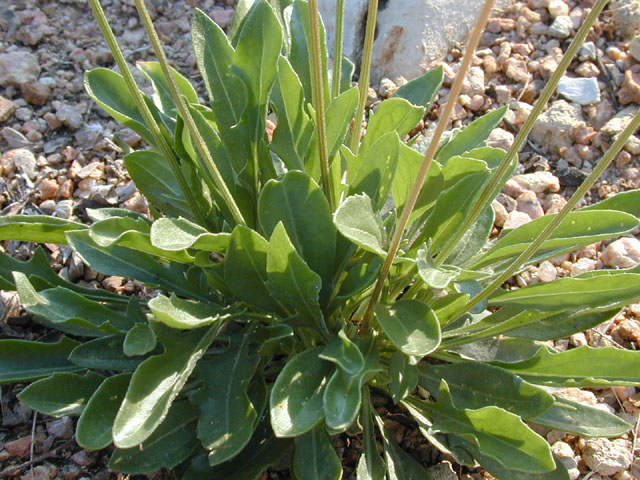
66 230 201 300
149 294 234 330
0 336 80 383
224 225 282 313
17 371 104 417
418 362 554 418
331 257 382 309
440 154 490 189
583 188 640 218
84 68 155 145
340 56 355 95
471 210 640 270
76 373 131 450
357 387 387 480
319 330 365 374
123 323 157 357
493 345 640 387
407 381 555 473
531 395 632 437
0 215 85 244
413 171 489 254
392 66 444 110
270 56 312 171
14 272 131 336
270 347 334 437
110 400 199 474
266 222 326 332
489 273 640 312
334 194 387 256
373 300 441 357
430 293 469 327
258 171 337 291
374 415 430 480
416 248 459 289
69 335 155 372
360 98 424 154
124 151 191 219
445 205 494 266
435 106 507 164
348 132 401 209
507 308 619 341
389 352 419 404
293 426 342 480
191 331 260 466
150 217 230 252
113 322 224 448
136 61 198 119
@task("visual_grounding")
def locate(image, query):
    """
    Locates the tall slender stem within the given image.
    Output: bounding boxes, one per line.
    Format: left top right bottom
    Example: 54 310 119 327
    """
359 0 496 333
332 0 346 98
456 107 640 319
133 0 246 227
434 0 610 265
350 0 379 154
308 0 335 209
88 0 210 228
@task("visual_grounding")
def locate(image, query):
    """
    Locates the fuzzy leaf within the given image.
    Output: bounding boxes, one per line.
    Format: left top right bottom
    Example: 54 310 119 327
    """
293 426 342 480
357 387 387 480
123 323 157 357
334 194 386 256
0 337 80 383
0 215 85 244
149 294 234 330
392 66 443 110
150 217 230 252
360 98 424 154
389 352 419 404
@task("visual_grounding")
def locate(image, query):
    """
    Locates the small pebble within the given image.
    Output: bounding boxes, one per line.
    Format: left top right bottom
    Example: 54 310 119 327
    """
582 438 633 476
602 237 640 268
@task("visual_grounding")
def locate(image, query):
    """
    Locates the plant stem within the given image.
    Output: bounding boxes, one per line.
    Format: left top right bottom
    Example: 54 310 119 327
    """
133 0 246 227
455 106 640 319
332 0 346 98
434 0 610 266
87 0 210 229
308 0 335 210
359 0 496 333
350 0 379 154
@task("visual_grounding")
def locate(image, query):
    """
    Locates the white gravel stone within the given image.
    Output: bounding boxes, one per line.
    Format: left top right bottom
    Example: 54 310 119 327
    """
557 76 600 105
512 171 560 193
11 148 37 179
531 100 585 152
504 210 532 229
570 257 597 276
0 51 41 87
602 237 640 268
549 15 574 38
487 127 514 150
516 190 544 219
611 0 640 39
555 387 597 405
582 438 633 476
537 261 557 282
629 36 640 62
548 0 569 17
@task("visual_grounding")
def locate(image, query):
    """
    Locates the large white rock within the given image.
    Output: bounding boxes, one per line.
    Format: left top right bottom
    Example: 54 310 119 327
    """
319 0 369 66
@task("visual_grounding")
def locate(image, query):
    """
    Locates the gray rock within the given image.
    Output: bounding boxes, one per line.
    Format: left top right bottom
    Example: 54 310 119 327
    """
549 15 573 38
1 127 33 148
630 36 640 62
0 96 16 122
582 438 633 476
557 76 600 105
0 51 41 87
11 148 37 179
531 100 585 152
611 0 640 39
55 102 84 130
579 41 597 61
319 0 369 66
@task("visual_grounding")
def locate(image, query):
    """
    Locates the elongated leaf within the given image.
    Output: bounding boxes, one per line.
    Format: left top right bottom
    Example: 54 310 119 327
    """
471 210 640 269
110 400 199 474
505 308 619 341
266 222 326 332
583 188 640 218
113 322 223 448
416 248 459 289
373 300 441 357
440 155 490 189
374 415 430 480
360 98 424 154
66 230 201 300
150 217 230 252
489 273 640 312
445 205 494 266
389 352 418 404
0 337 80 383
76 373 131 450
331 257 382 308
435 106 507 164
18 371 104 417
258 171 336 290
0 215 85 244
270 347 334 437
270 56 312 171
334 194 386 256
531 396 631 437
340 56 355 94
14 272 131 336
392 66 444 110
191 331 259 466
493 345 640 387
357 387 387 480
123 323 156 357
319 330 364 375
407 382 555 473
149 294 234 330
84 68 155 145
418 362 554 417
293 426 342 480
69 335 156 372
124 151 191 219
137 61 198 119
182 418 289 480
224 225 282 313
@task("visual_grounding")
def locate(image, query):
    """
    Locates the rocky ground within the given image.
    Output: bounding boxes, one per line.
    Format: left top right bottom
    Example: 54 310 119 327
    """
1 0 640 479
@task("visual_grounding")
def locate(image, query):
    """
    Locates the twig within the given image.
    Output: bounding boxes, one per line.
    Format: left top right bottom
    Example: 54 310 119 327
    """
0 439 75 477
594 49 620 112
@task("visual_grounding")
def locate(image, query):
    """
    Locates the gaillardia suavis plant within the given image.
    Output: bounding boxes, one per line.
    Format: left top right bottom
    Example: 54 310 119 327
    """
1 0 640 478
